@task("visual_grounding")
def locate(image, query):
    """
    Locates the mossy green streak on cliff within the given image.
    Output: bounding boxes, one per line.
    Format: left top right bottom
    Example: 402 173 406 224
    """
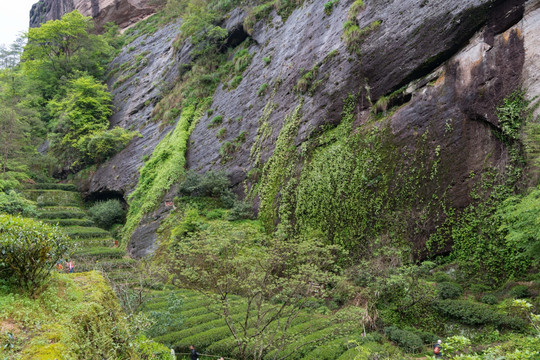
124 101 208 241
258 101 304 234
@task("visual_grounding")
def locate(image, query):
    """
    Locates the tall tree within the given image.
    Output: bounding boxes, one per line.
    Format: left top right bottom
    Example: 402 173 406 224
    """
48 75 112 166
22 11 112 99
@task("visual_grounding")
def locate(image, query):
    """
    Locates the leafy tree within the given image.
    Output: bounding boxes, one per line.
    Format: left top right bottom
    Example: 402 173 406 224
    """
48 75 112 166
0 36 25 69
0 67 41 180
177 0 228 57
22 11 112 99
77 126 139 165
0 105 24 174
169 230 347 360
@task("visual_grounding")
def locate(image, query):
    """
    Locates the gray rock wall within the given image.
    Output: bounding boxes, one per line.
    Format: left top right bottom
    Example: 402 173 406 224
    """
84 0 540 257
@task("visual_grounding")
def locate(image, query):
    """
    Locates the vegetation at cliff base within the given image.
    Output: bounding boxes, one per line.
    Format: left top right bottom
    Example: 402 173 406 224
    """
1 0 540 359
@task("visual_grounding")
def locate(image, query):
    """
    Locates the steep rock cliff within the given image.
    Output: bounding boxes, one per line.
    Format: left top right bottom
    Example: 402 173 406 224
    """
30 0 158 30
83 0 540 257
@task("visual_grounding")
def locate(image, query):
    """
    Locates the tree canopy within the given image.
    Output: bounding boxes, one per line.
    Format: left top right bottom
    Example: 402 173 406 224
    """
22 11 112 99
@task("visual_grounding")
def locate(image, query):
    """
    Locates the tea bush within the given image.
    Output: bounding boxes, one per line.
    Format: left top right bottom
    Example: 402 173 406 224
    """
437 282 463 300
432 299 526 330
88 199 125 229
383 326 423 353
0 214 69 294
510 285 530 299
480 294 498 305
0 190 36 217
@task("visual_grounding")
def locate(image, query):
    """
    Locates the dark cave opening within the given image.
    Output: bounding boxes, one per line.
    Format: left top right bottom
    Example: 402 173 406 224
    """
220 25 250 52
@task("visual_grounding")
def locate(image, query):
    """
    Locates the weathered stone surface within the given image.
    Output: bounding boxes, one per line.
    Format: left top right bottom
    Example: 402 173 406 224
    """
82 0 540 257
523 1 540 117
30 0 158 30
82 22 184 199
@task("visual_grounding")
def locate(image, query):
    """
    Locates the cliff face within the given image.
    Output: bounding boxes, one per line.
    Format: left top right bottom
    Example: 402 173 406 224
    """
30 0 158 30
80 0 540 257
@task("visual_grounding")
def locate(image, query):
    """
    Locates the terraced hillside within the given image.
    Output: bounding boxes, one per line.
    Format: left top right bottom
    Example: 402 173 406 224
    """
23 183 130 274
141 289 402 360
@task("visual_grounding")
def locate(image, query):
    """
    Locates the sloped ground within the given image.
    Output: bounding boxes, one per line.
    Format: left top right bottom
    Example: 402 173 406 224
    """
140 289 397 360
0 271 130 359
22 183 131 275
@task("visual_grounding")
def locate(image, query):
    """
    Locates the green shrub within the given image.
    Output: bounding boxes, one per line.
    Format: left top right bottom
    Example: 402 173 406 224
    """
470 283 492 294
480 294 498 305
432 271 452 282
230 75 243 89
437 282 463 300
209 115 223 127
132 335 173 360
432 299 526 330
178 171 235 207
263 56 271 65
510 285 530 299
419 261 436 275
206 336 237 356
324 0 339 15
87 199 125 229
220 141 237 160
0 190 36 217
169 325 232 351
205 209 225 220
42 218 94 227
0 215 70 294
404 327 438 345
233 48 252 73
77 127 139 165
302 335 353 360
217 128 227 139
384 326 423 353
228 201 255 220
257 83 268 96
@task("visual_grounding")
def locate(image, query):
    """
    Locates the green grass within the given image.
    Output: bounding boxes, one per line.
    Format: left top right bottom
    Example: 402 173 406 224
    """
0 272 168 358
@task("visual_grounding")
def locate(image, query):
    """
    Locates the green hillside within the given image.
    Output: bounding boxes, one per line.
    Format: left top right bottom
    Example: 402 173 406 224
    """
1 0 540 359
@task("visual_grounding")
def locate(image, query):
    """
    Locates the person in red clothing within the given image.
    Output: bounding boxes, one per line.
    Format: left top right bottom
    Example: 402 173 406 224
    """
68 260 75 274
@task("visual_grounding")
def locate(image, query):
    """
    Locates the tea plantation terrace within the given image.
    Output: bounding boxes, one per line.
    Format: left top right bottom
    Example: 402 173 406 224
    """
23 183 130 274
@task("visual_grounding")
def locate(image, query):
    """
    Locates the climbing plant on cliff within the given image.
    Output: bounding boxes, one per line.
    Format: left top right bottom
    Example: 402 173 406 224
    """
428 90 534 284
256 92 446 256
